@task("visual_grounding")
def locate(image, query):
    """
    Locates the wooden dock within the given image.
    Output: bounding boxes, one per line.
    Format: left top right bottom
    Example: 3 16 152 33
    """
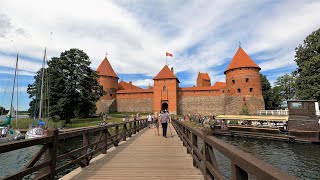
61 125 204 180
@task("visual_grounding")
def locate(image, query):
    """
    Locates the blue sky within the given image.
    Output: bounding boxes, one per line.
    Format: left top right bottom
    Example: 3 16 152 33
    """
0 0 319 111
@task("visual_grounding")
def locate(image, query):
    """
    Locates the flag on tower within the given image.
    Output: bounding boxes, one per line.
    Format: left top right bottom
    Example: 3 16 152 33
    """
166 52 173 57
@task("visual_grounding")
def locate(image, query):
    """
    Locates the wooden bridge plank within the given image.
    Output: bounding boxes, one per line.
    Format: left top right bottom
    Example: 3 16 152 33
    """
60 125 204 180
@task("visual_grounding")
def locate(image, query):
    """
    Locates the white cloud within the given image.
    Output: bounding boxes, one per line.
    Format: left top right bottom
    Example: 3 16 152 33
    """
132 79 153 87
0 0 319 87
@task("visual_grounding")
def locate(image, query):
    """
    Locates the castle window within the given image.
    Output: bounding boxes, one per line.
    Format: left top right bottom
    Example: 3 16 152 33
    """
232 80 235 84
246 78 249 82
110 94 112 97
237 88 241 93
163 86 166 91
222 90 224 93
250 88 253 92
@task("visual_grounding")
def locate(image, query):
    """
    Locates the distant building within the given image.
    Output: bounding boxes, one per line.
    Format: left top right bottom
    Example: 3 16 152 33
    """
96 47 265 115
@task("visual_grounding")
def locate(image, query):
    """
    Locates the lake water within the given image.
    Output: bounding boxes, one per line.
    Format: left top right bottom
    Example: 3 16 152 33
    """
0 134 319 179
216 136 320 179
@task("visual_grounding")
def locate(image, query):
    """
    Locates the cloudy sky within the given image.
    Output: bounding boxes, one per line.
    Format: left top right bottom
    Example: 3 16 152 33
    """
0 0 319 111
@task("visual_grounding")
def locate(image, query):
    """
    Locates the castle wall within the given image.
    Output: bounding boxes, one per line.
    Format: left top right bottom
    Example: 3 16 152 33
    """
178 94 226 115
96 99 117 114
116 92 154 113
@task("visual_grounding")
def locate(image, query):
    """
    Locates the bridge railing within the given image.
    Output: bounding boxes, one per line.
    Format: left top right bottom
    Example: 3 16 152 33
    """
257 109 289 116
171 119 297 180
0 119 148 180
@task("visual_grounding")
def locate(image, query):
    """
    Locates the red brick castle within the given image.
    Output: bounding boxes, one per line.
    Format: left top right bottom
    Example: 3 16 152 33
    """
96 47 265 115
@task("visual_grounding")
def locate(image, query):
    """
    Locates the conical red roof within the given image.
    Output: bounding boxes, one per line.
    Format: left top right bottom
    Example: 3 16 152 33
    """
153 65 179 82
224 47 260 73
97 57 118 78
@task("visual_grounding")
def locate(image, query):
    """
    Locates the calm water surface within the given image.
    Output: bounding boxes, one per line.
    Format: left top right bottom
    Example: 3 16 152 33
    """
216 136 320 179
0 135 319 179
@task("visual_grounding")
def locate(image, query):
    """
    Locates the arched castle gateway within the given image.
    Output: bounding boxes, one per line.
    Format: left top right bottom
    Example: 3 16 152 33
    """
96 47 265 115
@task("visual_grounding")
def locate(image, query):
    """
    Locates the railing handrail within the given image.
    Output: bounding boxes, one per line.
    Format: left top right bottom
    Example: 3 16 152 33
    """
257 109 289 116
172 119 297 180
0 118 148 180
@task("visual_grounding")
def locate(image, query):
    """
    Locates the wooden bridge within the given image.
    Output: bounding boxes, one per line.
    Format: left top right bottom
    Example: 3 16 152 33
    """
0 119 297 180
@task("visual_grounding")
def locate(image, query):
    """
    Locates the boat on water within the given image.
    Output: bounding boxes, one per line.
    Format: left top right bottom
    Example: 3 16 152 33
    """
0 114 22 143
25 48 49 139
0 54 22 143
211 100 320 143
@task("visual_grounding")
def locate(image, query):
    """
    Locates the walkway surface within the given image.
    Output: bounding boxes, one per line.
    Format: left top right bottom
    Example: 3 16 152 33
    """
61 124 204 180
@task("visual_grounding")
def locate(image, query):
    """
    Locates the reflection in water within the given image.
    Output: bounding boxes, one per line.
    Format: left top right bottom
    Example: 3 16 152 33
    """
216 136 320 179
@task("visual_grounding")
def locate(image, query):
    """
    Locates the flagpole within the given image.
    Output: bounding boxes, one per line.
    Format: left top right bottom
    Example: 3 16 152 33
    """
166 55 167 65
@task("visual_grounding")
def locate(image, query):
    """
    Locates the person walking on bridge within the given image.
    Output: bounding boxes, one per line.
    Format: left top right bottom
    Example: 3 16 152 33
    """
160 110 170 138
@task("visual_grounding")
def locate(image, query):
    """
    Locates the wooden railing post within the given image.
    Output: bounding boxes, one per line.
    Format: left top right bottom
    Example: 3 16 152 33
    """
129 122 133 137
123 124 127 141
36 129 58 180
102 127 107 154
231 162 248 180
133 121 137 134
136 121 140 132
192 132 198 167
115 125 119 146
202 132 208 180
82 131 89 166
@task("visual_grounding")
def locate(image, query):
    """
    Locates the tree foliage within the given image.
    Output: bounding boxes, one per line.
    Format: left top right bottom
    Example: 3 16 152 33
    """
260 74 282 110
0 106 6 115
294 28 320 101
28 49 104 123
274 74 296 101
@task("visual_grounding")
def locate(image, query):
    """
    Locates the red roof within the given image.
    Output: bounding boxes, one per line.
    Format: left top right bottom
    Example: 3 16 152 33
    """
97 57 118 78
153 65 179 82
225 47 260 73
212 82 226 89
198 72 210 80
118 81 142 90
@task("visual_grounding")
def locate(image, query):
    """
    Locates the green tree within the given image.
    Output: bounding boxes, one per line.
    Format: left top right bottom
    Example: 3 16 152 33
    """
274 74 296 101
294 28 320 101
27 68 49 119
260 74 282 109
270 86 282 109
0 106 6 115
28 49 104 123
260 74 273 109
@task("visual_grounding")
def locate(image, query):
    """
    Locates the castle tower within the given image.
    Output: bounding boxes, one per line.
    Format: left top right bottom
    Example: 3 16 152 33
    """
153 66 179 114
97 56 119 100
197 72 211 87
224 47 264 114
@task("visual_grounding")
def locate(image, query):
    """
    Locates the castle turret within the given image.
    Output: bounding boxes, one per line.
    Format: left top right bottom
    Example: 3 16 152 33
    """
153 65 179 114
97 56 119 100
224 47 264 114
197 72 211 87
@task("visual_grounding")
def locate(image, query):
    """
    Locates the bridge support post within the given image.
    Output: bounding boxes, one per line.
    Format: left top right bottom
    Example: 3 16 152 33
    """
37 129 58 180
129 122 132 137
133 121 137 134
123 124 127 141
115 125 119 146
82 131 90 166
102 128 107 154
192 132 198 167
231 162 248 180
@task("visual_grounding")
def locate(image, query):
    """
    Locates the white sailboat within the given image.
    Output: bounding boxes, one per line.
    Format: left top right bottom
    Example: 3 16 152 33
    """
25 48 48 139
0 54 22 143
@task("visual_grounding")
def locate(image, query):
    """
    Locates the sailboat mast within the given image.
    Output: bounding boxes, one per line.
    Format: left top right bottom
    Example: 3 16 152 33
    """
38 48 46 119
16 54 19 128
10 54 19 118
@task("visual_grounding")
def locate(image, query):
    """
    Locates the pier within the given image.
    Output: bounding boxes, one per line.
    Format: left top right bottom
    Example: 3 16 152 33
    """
0 119 297 180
